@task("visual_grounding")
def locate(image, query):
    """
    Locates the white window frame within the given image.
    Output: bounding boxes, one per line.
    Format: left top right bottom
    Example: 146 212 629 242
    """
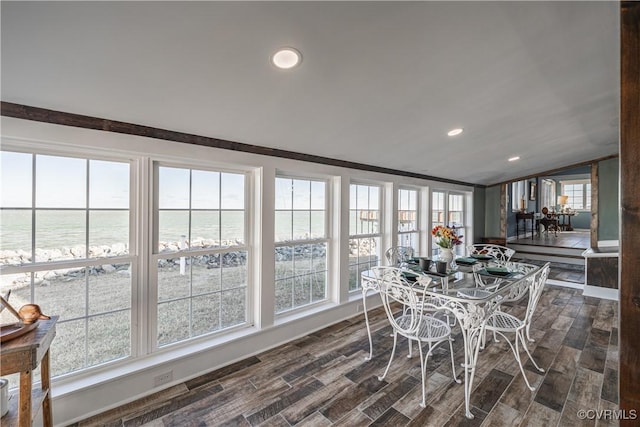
151 161 251 350
560 179 591 211
397 187 419 254
0 146 138 380
511 180 528 212
348 182 382 292
540 178 557 211
274 174 329 315
431 189 468 257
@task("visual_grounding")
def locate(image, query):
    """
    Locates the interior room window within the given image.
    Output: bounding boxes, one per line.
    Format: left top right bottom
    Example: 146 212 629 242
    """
0 151 133 379
560 179 591 210
511 180 528 212
540 179 556 211
398 188 418 253
155 165 247 347
274 176 327 314
349 183 381 291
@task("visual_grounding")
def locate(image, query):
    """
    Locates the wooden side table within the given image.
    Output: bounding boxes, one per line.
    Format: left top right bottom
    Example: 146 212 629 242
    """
1 316 57 427
515 212 535 239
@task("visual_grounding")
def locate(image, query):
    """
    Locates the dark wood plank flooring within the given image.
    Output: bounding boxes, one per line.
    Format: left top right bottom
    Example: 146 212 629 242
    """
72 285 618 427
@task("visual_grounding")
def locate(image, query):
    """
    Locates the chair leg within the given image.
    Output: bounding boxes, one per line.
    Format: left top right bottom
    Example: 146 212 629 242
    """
518 330 544 373
418 342 427 408
378 332 398 381
512 331 536 391
525 323 535 343
362 290 373 361
448 338 461 384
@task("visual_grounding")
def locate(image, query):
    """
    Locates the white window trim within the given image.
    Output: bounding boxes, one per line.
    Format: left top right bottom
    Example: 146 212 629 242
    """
348 181 383 292
150 162 252 351
0 145 140 376
560 179 591 211
273 174 330 316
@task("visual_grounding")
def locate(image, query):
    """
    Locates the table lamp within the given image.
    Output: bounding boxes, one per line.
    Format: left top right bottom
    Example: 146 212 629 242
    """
557 195 569 212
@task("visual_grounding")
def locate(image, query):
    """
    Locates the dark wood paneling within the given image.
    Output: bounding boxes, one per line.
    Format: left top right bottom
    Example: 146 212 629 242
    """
620 1 640 421
586 257 619 289
591 162 599 248
0 101 480 188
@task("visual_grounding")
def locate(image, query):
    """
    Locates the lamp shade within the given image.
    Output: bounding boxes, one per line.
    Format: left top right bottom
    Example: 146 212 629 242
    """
557 195 569 205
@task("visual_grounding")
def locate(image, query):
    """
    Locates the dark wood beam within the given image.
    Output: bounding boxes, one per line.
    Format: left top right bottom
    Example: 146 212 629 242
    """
590 162 599 248
489 154 618 187
619 1 640 422
0 101 480 188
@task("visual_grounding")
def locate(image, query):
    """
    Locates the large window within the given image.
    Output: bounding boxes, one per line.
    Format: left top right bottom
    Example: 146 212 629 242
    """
348 183 381 291
431 190 466 257
274 177 327 314
398 188 418 252
0 151 132 379
540 179 557 211
511 180 528 212
154 166 247 347
560 179 591 210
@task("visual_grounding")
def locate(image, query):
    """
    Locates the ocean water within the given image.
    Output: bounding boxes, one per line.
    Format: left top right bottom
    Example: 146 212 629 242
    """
0 210 328 252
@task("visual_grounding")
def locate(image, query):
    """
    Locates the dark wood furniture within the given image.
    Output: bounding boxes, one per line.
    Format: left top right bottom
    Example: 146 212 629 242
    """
481 237 507 246
0 316 57 427
556 212 575 231
515 212 534 239
538 207 560 236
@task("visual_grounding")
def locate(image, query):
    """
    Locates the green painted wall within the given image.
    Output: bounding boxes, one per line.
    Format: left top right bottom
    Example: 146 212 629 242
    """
473 187 486 243
484 185 502 238
480 158 619 243
598 157 619 241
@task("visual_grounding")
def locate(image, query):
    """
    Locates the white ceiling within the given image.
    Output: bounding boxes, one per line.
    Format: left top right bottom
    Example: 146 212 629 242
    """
1 1 620 186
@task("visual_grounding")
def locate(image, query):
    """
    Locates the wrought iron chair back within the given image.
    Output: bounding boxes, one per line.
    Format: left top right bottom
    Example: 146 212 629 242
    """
384 246 415 266
376 273 459 407
483 262 551 391
466 243 515 262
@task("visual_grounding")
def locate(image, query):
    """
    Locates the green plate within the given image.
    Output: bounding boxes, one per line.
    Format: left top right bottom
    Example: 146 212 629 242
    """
484 267 511 277
471 254 493 260
455 257 477 265
401 271 419 282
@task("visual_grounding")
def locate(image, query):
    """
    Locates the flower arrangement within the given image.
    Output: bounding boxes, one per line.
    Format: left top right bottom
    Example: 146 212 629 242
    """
431 225 463 249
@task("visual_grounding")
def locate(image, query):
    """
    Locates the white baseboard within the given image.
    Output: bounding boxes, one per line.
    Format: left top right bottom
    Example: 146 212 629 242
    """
546 279 619 301
546 278 584 289
583 284 619 301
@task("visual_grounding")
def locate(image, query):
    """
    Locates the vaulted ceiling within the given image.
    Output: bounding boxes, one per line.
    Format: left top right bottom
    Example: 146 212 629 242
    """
1 1 619 185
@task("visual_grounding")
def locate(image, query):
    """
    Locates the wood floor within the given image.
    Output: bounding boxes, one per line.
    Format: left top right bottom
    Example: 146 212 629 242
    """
72 284 618 427
511 230 590 250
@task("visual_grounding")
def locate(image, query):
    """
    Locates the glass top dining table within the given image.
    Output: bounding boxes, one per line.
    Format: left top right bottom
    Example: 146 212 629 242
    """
361 258 541 419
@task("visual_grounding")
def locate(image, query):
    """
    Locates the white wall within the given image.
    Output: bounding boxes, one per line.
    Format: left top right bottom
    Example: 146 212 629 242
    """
1 116 475 425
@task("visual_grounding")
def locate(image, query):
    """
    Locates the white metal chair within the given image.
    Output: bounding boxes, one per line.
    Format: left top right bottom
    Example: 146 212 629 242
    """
466 244 515 262
376 273 460 407
384 246 414 267
483 262 551 390
361 266 405 361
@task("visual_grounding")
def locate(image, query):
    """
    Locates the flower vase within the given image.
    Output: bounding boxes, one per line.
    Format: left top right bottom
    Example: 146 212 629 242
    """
439 248 454 269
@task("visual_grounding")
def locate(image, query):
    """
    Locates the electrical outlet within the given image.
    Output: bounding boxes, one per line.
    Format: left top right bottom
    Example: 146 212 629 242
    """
153 371 173 387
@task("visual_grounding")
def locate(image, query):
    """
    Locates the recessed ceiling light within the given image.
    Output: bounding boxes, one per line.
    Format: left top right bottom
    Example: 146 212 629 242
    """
271 47 302 70
508 156 520 162
447 128 463 137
